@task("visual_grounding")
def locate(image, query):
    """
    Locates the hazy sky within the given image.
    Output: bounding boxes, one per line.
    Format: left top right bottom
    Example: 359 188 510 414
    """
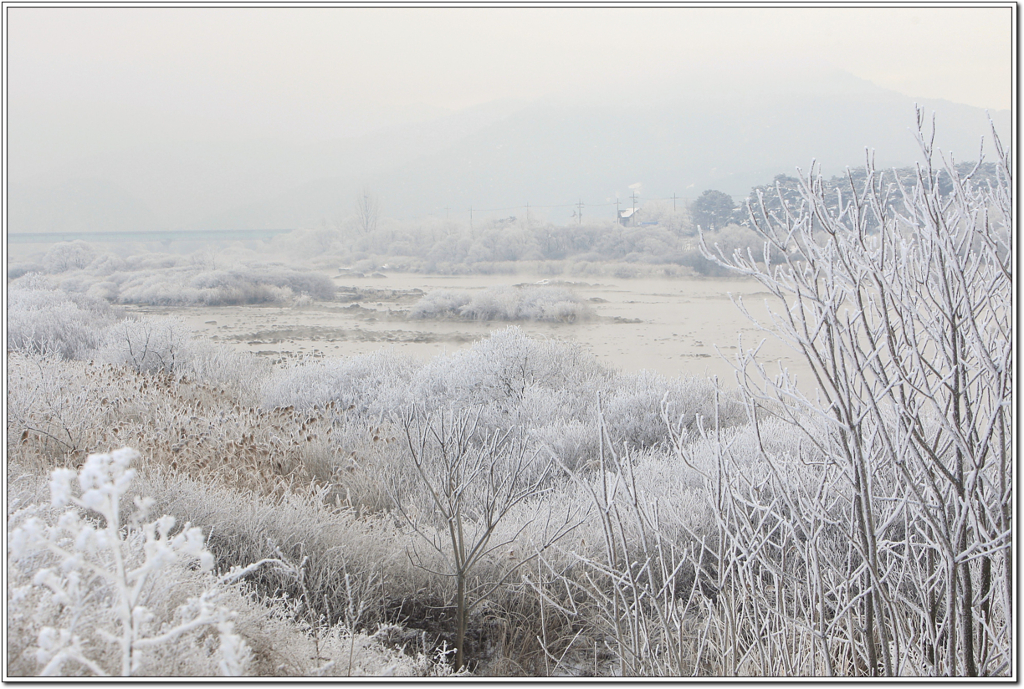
6 5 1013 177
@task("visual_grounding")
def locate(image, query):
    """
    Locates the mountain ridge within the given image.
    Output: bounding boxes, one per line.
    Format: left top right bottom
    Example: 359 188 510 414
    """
8 69 1009 232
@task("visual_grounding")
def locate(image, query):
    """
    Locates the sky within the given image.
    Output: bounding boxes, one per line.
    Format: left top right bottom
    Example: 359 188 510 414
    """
5 4 1014 180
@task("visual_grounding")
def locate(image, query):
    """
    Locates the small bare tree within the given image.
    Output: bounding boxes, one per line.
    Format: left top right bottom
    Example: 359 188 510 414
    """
355 188 380 235
392 408 580 671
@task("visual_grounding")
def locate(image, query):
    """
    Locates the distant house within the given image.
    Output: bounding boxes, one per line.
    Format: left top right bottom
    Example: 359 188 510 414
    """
618 207 639 226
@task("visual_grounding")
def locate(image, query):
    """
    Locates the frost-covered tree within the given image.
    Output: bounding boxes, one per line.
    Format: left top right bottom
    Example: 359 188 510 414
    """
356 188 381 235
701 109 1012 676
393 409 580 671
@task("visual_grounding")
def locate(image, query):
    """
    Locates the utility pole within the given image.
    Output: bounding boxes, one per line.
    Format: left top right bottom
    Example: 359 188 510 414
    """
616 198 620 226
444 205 450 220
576 199 583 226
469 206 473 232
526 202 530 226
672 193 678 213
631 191 638 227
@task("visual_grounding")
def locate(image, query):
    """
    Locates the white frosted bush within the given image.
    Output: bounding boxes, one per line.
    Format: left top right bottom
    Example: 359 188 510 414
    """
602 370 745 449
86 253 128 275
7 282 121 359
457 285 522 321
41 241 95 274
260 325 747 472
527 417 599 472
7 449 253 677
98 315 193 374
26 252 337 307
121 252 189 271
178 338 271 404
407 289 471 319
6 352 121 460
409 327 608 415
262 349 420 415
671 113 1014 676
94 314 270 400
7 260 45 279
409 285 591 322
513 286 590 322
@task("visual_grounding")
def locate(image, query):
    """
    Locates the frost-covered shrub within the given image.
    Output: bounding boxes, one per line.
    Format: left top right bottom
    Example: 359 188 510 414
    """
184 265 336 304
86 253 128 275
7 280 122 359
410 285 591 322
690 116 1015 677
7 261 45 279
408 327 609 416
407 289 472 319
259 327 744 472
262 349 420 416
41 241 95 274
7 449 252 676
455 285 523 321
96 314 268 399
602 370 746 449
113 267 299 306
6 352 121 462
291 293 315 308
121 253 189 272
24 252 338 307
98 316 193 374
527 417 599 472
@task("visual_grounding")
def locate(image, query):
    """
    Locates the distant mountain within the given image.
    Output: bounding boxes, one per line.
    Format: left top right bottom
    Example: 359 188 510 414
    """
7 69 1008 233
369 78 1008 222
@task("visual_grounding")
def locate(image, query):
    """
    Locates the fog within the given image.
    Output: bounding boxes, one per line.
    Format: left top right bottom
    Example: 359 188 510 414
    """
5 6 1012 233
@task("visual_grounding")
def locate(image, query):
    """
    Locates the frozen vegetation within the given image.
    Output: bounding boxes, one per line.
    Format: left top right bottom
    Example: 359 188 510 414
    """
408 284 592 322
8 249 335 306
6 204 769 284
6 117 1012 677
